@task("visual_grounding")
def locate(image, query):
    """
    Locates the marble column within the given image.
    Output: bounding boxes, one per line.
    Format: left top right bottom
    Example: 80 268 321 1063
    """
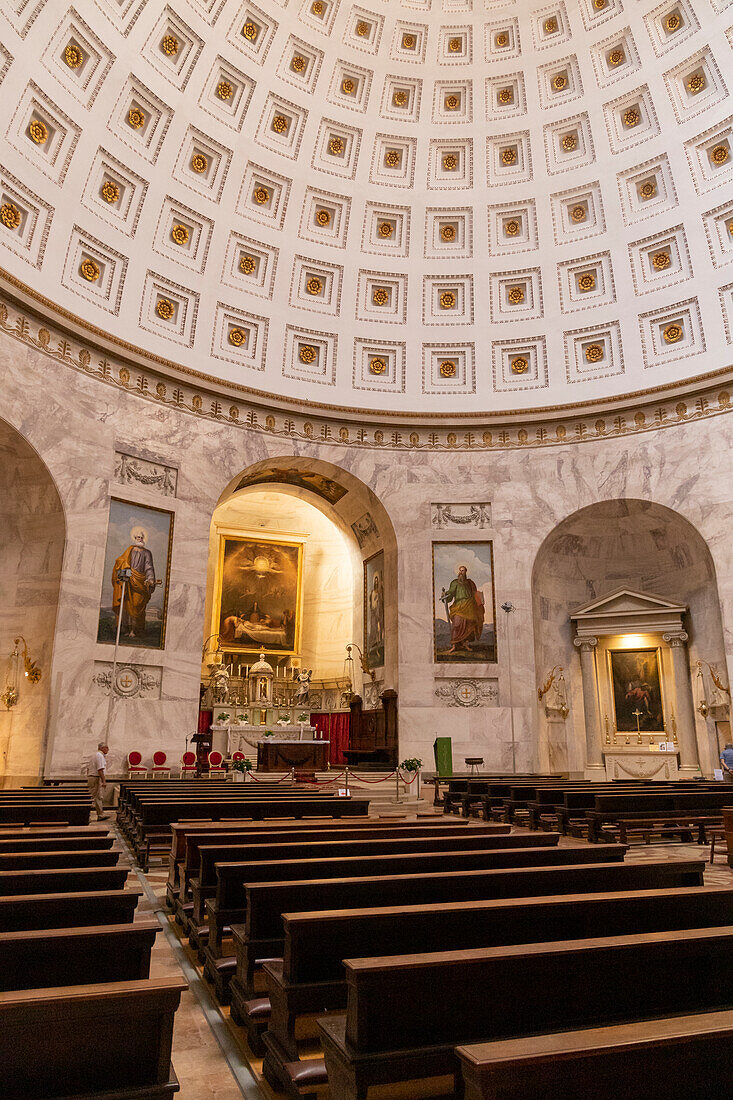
662 631 699 773
573 637 605 776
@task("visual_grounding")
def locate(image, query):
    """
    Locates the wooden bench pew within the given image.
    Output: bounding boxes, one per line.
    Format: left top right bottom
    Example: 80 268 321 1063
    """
0 865 129 895
0 847 123 870
229 857 701 1016
0 888 141 931
0 834 114 853
0 802 92 825
204 843 626 960
456 1010 733 1100
261 884 733 1086
318 926 733 1100
0 921 160 990
189 831 560 929
586 791 733 842
0 977 186 1099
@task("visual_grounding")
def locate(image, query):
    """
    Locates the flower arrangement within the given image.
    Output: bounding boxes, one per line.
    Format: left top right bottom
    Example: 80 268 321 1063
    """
231 758 253 773
235 714 247 724
297 712 309 723
399 757 422 773
218 713 230 723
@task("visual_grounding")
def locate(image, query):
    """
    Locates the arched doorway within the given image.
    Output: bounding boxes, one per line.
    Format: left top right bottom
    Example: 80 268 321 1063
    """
532 499 726 777
0 418 65 786
201 457 398 765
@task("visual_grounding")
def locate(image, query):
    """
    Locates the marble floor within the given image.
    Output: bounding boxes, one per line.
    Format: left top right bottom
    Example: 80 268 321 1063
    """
116 819 733 1100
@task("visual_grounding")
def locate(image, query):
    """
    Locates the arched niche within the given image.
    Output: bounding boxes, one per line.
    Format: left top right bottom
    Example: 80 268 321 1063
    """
0 418 65 786
531 499 726 777
203 456 398 706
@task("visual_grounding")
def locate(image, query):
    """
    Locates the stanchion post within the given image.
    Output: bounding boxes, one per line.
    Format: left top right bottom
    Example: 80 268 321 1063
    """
395 767 401 803
416 767 421 800
344 765 349 795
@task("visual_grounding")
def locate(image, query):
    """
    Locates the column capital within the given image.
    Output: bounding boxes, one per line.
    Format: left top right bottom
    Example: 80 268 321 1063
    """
663 631 689 647
574 636 598 651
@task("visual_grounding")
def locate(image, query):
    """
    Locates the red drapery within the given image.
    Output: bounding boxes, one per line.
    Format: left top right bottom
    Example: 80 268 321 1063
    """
310 712 350 766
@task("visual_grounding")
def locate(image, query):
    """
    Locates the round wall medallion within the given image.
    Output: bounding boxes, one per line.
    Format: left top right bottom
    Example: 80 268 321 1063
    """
328 136 344 155
495 32 509 47
299 344 317 363
101 180 120 203
608 48 625 66
663 323 683 344
356 20 369 36
445 94 460 111
306 276 323 295
652 251 671 270
191 152 208 173
665 12 681 32
242 21 258 40
504 219 520 236
639 180 657 199
585 343 604 362
552 73 567 91
315 208 331 226
156 298 175 320
623 107 640 127
64 43 84 68
228 327 246 346
439 360 457 378
341 78 355 94
0 202 21 229
507 286 525 304
239 254 256 274
272 114 289 134
440 224 456 242
497 87 514 105
385 149 401 168
369 357 386 375
448 37 462 52
402 33 415 49
577 272 596 292
439 291 456 309
561 132 577 151
378 221 393 238
544 17 558 33
393 90 407 106
501 146 517 165
442 153 457 170
687 73 705 94
372 287 389 306
127 107 145 130
79 258 100 282
114 666 141 697
710 144 730 165
511 356 529 374
217 80 233 100
570 204 587 222
171 223 189 245
161 34 179 55
28 118 49 144
291 55 306 72
253 185 270 204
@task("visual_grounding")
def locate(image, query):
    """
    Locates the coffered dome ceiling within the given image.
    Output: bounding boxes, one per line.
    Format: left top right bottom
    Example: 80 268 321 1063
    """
0 0 732 416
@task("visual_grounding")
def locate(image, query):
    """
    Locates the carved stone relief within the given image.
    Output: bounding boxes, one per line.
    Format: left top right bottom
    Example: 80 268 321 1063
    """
114 450 178 497
351 511 378 548
431 502 492 529
363 679 383 709
92 662 162 698
435 678 499 707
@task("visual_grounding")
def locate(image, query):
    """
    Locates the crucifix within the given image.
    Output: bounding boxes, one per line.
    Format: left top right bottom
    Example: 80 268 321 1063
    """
632 707 644 745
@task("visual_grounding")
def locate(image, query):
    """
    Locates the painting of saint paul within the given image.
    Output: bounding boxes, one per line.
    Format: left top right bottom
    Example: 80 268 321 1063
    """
433 542 497 663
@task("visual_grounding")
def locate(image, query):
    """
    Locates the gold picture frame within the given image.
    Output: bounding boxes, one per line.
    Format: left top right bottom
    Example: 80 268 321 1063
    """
608 646 665 733
213 534 304 656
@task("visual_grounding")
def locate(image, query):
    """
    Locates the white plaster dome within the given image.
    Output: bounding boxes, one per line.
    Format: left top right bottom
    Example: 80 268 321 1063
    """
0 0 732 417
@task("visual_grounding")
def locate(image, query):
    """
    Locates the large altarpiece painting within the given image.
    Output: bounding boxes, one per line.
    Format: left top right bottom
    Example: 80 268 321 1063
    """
609 648 665 733
215 536 303 655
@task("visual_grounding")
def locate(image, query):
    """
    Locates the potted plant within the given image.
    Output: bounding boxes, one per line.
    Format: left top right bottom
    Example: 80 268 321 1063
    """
217 713 230 725
235 713 247 725
231 758 253 783
399 757 423 797
297 712 309 724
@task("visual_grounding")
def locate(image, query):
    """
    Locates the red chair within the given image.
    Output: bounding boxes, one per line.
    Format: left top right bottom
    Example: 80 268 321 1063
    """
180 750 197 779
127 751 147 778
231 751 245 762
208 750 226 777
152 751 170 778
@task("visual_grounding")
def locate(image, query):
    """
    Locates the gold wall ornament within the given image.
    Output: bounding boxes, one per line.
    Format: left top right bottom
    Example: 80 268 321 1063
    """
64 43 84 68
79 257 100 282
100 179 120 203
687 72 706 94
497 87 514 105
156 298 175 320
448 37 462 52
0 202 21 230
439 290 456 309
495 32 509 47
652 250 671 270
623 107 640 127
216 80 233 100
402 33 416 49
28 118 49 144
369 356 386 374
445 94 460 111
577 271 596 292
440 224 456 241
328 136 344 155
608 47 625 66
127 106 145 130
384 148 402 167
372 286 389 305
271 114 289 134
663 323 683 343
239 253 256 274
356 20 369 36
315 207 331 226
341 77 355 94
393 90 408 106
501 146 517 165
710 144 730 165
507 285 524 304
378 220 393 238
442 152 457 170
306 276 323 295
727 219 733 236
511 355 529 374
639 179 657 199
298 344 317 363
561 132 577 151
594 0 607 9
552 72 568 91
504 218 520 236
228 327 247 346
439 360 456 377
291 54 306 72
253 184 270 204
585 343 604 362
665 11 681 32
242 21 258 40
191 151 208 172
570 203 587 222
171 223 190 245
544 16 558 33
161 34 179 55
311 0 324 14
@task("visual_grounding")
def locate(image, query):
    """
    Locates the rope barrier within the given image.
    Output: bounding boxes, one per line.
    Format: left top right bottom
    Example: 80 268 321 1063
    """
247 770 291 783
349 769 397 783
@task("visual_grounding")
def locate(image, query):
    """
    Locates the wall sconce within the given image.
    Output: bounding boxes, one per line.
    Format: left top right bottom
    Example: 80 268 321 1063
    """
345 643 375 684
696 659 730 719
1 637 41 710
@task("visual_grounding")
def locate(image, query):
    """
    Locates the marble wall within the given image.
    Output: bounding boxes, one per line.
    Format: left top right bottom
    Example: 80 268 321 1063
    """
3 321 733 779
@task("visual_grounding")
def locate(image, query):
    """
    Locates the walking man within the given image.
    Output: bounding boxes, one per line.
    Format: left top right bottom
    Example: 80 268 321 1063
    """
88 742 110 820
721 742 733 784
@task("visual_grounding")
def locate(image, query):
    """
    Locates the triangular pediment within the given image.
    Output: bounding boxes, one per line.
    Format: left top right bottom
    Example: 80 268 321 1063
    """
571 588 687 620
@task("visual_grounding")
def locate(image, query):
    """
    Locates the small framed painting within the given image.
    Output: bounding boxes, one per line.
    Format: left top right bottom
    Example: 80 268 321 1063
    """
364 550 385 669
97 498 175 649
609 647 665 733
433 541 497 663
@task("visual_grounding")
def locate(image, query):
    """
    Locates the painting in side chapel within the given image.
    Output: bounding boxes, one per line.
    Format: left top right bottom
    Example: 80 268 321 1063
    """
97 498 174 650
609 648 665 733
433 542 497 663
364 550 385 669
215 536 302 655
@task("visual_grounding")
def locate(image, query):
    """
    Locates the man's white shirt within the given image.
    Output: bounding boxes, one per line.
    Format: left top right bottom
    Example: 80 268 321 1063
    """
92 750 107 774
